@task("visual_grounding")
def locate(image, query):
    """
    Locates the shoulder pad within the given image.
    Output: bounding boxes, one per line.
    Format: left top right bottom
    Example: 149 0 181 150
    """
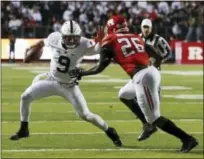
46 32 61 47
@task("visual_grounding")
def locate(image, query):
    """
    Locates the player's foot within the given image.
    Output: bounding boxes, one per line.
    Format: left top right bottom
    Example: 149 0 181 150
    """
138 123 157 141
180 136 198 153
10 129 29 140
106 127 122 147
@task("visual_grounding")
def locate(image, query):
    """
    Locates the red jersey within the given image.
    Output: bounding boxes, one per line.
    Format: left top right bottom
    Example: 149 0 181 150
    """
101 33 149 76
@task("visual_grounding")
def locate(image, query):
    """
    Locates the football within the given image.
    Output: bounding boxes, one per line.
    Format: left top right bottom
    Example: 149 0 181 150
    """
24 46 43 63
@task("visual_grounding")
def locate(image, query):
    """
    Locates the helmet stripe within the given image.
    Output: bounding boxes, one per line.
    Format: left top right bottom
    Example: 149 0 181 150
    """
70 20 73 33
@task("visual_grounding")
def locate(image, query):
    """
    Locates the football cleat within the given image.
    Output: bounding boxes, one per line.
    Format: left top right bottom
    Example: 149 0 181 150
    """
180 136 198 153
138 123 157 141
10 129 29 141
106 127 122 147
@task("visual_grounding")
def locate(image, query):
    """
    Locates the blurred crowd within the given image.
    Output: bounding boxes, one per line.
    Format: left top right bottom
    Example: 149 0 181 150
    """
1 1 204 41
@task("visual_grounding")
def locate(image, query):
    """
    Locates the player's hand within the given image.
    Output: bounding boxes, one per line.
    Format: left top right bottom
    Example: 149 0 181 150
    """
93 26 104 44
69 67 84 80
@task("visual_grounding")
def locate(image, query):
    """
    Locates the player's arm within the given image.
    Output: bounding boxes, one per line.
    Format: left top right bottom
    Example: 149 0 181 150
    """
84 40 101 56
81 46 112 76
84 26 105 55
24 40 44 63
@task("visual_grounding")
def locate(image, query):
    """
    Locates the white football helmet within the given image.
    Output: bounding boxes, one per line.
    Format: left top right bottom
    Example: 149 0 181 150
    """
61 20 82 48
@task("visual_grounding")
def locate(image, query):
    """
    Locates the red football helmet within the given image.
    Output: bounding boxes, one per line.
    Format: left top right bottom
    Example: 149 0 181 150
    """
104 15 129 34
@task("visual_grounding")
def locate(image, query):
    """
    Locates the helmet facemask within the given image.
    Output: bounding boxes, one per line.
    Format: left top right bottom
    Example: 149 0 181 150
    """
61 20 82 49
62 35 81 48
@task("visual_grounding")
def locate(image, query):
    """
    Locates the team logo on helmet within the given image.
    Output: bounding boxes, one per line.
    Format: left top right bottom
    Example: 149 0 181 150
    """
105 15 129 34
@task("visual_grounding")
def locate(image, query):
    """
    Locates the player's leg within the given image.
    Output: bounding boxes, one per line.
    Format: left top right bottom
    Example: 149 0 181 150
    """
119 79 157 141
154 116 198 153
61 85 122 146
10 75 59 140
133 67 161 124
118 80 147 124
135 66 198 152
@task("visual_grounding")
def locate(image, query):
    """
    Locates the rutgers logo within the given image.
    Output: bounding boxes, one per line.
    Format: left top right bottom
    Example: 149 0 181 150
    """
188 47 203 60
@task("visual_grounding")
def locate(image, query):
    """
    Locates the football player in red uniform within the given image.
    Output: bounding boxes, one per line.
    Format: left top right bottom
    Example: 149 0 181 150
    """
72 15 198 153
120 19 173 142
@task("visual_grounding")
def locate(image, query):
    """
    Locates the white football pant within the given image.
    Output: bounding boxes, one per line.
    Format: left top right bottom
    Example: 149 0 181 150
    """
20 73 108 131
118 66 161 124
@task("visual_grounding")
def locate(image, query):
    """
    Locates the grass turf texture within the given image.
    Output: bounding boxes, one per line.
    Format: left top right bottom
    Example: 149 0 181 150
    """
1 64 203 158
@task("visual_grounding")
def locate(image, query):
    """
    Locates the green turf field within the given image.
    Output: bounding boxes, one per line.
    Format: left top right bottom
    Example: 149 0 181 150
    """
1 63 203 158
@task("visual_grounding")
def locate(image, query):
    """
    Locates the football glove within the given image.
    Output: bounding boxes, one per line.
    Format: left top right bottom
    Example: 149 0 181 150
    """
69 67 84 80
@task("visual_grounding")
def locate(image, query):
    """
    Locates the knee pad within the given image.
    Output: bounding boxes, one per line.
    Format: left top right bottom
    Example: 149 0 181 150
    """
21 93 33 103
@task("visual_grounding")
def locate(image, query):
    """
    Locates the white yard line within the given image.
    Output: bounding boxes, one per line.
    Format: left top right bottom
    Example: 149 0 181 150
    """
13 67 48 70
2 102 203 106
2 119 203 124
1 110 198 114
2 148 203 152
2 132 203 135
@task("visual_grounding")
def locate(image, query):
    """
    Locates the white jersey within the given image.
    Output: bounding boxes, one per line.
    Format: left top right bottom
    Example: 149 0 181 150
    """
44 32 100 84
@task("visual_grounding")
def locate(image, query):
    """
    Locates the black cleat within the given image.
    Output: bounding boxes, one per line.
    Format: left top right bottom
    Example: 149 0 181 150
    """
10 130 29 141
106 127 122 147
138 123 157 141
180 136 198 153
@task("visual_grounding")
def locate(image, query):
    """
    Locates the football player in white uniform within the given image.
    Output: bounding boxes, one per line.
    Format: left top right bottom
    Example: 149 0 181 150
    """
10 20 122 147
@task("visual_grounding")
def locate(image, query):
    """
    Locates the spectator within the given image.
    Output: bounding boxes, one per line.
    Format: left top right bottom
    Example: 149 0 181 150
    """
85 21 96 38
29 5 42 24
53 20 62 32
157 1 169 15
171 0 183 10
1 1 203 41
8 14 22 36
8 33 16 63
185 2 204 42
11 1 21 8
62 6 72 21
79 10 88 25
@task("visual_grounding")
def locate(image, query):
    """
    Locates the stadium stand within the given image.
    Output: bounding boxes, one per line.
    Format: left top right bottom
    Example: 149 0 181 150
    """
1 1 204 41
